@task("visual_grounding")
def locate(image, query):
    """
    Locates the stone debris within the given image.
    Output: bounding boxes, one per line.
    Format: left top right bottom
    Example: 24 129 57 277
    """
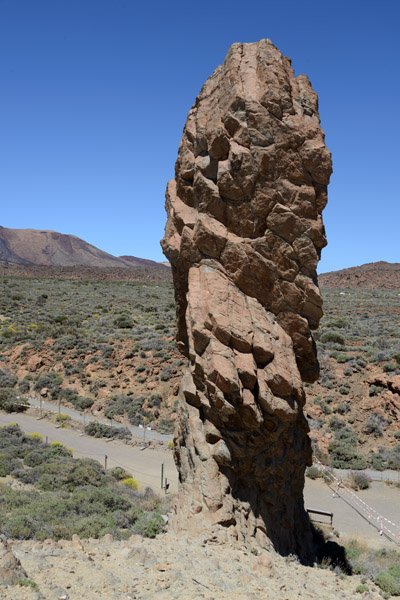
0 535 28 586
161 38 332 558
0 535 382 600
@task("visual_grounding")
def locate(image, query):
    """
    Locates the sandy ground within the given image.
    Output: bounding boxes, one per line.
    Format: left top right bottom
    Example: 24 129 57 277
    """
0 533 383 600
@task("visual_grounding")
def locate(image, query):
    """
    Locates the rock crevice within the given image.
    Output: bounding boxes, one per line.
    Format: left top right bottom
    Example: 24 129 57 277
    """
162 39 332 560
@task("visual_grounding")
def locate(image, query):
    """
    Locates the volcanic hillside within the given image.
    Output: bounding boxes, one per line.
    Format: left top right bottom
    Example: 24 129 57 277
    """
0 226 166 269
319 261 400 290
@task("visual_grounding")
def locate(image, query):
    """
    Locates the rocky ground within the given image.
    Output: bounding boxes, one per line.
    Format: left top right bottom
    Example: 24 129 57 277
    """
319 262 400 290
0 532 383 600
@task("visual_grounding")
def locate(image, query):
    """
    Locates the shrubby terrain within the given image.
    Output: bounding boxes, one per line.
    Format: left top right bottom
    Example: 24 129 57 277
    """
307 288 400 469
0 272 399 468
0 275 180 434
0 423 167 540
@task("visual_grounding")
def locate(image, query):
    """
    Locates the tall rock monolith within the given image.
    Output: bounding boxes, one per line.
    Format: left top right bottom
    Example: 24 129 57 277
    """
161 39 332 560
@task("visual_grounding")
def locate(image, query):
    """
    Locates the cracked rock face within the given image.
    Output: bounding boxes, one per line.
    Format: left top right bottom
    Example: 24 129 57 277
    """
161 39 332 559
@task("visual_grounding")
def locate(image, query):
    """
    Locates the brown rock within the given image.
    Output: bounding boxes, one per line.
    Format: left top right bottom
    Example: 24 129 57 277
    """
0 536 27 585
161 39 331 561
27 354 44 372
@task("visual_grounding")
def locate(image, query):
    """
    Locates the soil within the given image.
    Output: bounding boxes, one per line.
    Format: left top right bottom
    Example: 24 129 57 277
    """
1 533 381 600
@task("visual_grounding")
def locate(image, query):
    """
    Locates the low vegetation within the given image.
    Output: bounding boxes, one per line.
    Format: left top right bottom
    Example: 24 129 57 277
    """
0 276 180 433
0 424 167 540
307 288 400 469
1 272 400 468
344 539 400 597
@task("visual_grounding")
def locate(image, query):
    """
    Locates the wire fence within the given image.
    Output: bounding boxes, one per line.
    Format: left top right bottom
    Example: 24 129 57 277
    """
313 458 400 546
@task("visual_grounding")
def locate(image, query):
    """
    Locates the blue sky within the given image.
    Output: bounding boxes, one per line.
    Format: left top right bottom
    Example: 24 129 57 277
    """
0 0 399 273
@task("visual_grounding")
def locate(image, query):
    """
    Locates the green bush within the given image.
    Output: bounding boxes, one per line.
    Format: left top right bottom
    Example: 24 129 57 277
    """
131 511 165 538
369 384 383 397
0 453 18 476
338 385 350 395
0 388 29 412
114 315 134 329
375 565 400 596
305 466 322 479
347 471 371 490
0 369 17 388
364 414 384 436
85 422 132 440
321 332 346 345
383 362 397 372
109 466 132 481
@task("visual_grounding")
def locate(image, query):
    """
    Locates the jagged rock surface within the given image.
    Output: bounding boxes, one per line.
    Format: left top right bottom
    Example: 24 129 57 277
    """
161 39 332 559
0 536 27 586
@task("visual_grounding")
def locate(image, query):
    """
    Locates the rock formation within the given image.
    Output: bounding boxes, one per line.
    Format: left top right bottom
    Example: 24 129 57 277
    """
161 39 332 559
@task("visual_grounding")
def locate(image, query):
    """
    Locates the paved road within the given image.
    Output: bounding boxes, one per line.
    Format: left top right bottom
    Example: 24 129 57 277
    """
2 410 399 547
304 479 400 547
25 396 173 443
332 466 400 483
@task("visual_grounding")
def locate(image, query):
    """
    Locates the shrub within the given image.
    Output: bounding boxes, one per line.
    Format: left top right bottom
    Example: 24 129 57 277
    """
369 451 387 471
364 414 385 436
160 368 172 381
336 402 350 415
56 413 71 423
17 579 39 590
0 388 29 412
369 384 383 397
148 393 162 408
131 511 165 538
109 466 132 480
0 453 18 476
383 362 397 373
387 444 400 470
157 418 174 434
374 565 400 596
18 378 30 393
338 385 350 395
305 465 322 479
114 315 134 329
24 449 48 467
321 332 345 345
336 353 352 363
122 477 139 490
347 471 371 490
72 395 93 410
26 432 43 441
85 422 132 440
0 369 17 388
329 441 367 469
329 416 346 431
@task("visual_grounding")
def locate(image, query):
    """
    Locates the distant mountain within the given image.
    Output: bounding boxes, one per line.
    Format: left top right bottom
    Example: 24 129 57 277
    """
319 261 400 289
0 226 166 269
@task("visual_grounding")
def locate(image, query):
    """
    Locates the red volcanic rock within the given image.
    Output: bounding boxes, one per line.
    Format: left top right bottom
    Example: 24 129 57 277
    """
161 39 331 560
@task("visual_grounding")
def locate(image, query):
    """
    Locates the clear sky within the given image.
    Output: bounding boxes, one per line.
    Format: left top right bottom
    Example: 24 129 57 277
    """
0 0 399 273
